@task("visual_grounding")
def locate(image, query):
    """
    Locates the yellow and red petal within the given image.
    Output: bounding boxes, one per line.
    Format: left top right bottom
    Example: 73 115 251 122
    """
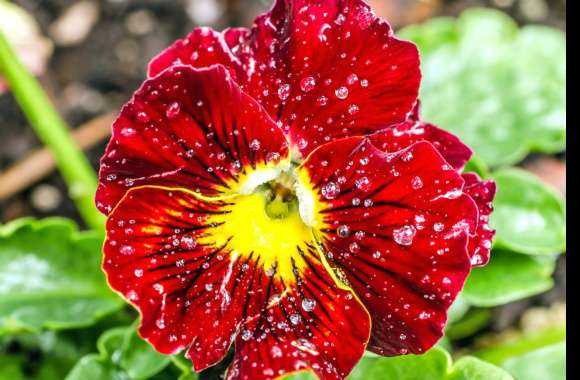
104 186 370 378
463 173 497 267
96 65 290 214
148 0 421 157
368 103 472 171
298 137 478 356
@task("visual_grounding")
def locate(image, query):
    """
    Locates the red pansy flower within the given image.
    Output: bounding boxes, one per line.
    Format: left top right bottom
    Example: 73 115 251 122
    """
96 1 496 379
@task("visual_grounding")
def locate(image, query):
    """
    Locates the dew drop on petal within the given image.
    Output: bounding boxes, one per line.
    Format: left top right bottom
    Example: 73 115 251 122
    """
349 242 360 253
355 176 371 191
347 73 359 85
335 86 349 99
180 234 197 249
300 76 316 92
321 182 340 199
249 139 261 151
337 225 350 238
165 101 181 119
411 176 424 190
278 84 291 101
289 314 302 325
136 111 150 123
348 104 359 115
134 268 144 277
302 298 316 312
120 245 135 255
393 225 417 246
241 329 252 341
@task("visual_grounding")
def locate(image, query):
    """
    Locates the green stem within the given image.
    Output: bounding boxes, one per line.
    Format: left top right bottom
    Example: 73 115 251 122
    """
0 30 104 230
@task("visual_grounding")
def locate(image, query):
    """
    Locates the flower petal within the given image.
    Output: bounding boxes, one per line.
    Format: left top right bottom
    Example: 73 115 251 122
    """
148 0 421 157
104 186 370 378
148 27 247 80
369 104 472 171
96 65 290 214
463 173 497 267
298 137 478 356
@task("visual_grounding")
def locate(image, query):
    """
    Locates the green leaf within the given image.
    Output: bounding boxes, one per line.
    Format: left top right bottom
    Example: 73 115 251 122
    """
503 342 566 380
399 8 566 167
448 357 513 380
281 347 513 380
463 250 556 307
66 324 171 380
491 168 566 255
0 218 124 334
65 355 124 380
120 324 172 379
0 355 28 380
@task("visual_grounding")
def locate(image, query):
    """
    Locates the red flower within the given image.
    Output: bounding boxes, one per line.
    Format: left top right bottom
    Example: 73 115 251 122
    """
96 1 496 379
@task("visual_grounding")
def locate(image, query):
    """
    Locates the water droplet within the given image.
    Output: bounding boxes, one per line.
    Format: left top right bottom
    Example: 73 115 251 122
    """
300 76 316 92
289 314 302 325
121 127 136 137
372 251 381 259
278 84 291 101
335 86 349 99
348 104 359 115
349 242 360 253
126 290 138 301
156 318 165 329
317 96 328 106
205 283 214 291
297 138 309 150
393 225 417 246
241 329 252 341
136 111 150 123
249 139 261 151
411 176 423 190
355 176 371 191
134 268 144 277
302 298 316 312
321 182 340 199
181 235 197 249
433 223 445 232
120 245 135 255
165 101 181 119
337 225 350 238
347 73 359 85
360 79 369 88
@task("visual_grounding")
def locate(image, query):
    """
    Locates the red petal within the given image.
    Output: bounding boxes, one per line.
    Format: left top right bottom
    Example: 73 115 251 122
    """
96 65 289 214
369 105 472 171
148 0 421 157
148 27 247 81
463 173 497 267
298 137 478 356
104 186 370 378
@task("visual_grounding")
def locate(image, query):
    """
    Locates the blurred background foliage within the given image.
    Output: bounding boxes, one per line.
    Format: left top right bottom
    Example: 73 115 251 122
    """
0 0 565 379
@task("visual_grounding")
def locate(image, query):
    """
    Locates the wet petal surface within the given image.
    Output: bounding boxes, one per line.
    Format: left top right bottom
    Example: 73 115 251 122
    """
369 104 472 171
463 173 497 267
97 65 290 214
104 186 370 379
298 137 478 356
149 0 421 157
